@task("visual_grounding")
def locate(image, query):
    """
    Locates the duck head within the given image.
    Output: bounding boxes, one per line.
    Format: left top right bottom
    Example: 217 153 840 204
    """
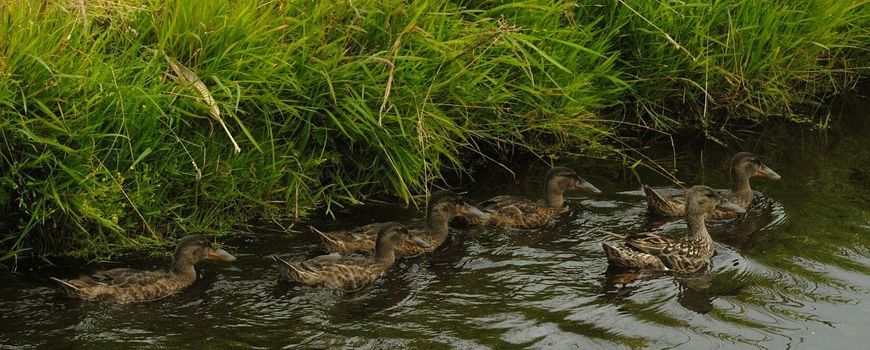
376 223 411 247
684 185 745 217
427 190 489 223
731 152 781 181
545 166 602 195
374 222 426 261
171 235 236 274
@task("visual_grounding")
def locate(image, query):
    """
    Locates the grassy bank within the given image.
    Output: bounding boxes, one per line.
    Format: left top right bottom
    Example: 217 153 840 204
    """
1 0 867 260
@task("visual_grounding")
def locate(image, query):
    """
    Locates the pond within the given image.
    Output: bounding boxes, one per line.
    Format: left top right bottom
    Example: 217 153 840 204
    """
1 96 867 349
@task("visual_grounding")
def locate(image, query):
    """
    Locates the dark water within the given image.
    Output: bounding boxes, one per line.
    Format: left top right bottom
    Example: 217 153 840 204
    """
1 97 868 349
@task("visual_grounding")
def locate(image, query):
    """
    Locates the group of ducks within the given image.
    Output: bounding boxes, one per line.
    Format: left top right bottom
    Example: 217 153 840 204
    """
51 152 780 303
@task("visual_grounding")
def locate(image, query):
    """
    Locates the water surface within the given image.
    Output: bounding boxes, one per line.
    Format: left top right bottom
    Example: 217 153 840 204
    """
1 97 867 349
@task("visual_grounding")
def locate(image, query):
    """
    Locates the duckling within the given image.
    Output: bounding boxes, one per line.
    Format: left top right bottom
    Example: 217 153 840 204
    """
460 166 601 229
602 185 745 272
50 235 236 303
273 222 424 290
643 152 780 220
314 190 489 257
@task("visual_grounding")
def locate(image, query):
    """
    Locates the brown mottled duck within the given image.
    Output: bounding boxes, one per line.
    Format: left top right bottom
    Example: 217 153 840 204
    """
643 152 780 220
459 166 601 229
602 185 745 272
50 235 236 303
273 222 424 290
314 190 489 257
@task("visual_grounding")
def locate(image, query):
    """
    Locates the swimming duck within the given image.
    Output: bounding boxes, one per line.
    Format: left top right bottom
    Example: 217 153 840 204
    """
602 185 745 272
50 235 236 303
314 190 489 257
643 152 780 220
459 166 601 229
273 222 423 290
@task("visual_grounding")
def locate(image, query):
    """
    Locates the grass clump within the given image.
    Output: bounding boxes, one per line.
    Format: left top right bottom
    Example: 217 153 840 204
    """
596 0 869 129
0 0 867 260
0 0 624 259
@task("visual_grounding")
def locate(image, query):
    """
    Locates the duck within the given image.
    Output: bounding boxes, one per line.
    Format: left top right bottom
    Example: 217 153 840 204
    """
643 152 780 220
273 222 423 290
50 235 236 303
459 166 601 229
313 190 489 257
602 185 745 272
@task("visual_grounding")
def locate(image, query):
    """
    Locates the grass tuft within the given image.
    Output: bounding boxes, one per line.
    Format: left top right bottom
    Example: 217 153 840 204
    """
0 0 867 259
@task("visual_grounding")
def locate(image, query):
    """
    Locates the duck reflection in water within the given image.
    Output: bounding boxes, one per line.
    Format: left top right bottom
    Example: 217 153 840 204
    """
600 265 747 314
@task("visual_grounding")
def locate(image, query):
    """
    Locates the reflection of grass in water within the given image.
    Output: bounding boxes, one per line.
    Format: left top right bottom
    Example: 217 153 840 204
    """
512 307 650 348
742 102 870 282
677 101 870 340
557 320 649 349
575 99 870 344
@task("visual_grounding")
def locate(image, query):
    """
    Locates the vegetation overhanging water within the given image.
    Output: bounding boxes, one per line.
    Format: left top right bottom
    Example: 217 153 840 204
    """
0 93 867 349
0 2 868 346
1 0 868 258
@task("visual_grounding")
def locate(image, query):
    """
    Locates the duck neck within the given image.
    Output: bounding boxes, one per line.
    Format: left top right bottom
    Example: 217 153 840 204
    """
170 256 197 277
544 182 565 208
730 174 754 207
427 211 451 241
374 244 396 264
685 213 712 246
731 169 753 196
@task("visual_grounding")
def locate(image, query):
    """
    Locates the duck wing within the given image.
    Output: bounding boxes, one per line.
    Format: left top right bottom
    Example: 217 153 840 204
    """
92 268 169 286
642 185 686 217
275 253 386 289
318 223 383 241
625 232 676 256
479 196 559 229
299 253 346 272
602 242 668 270
315 257 387 290
483 196 549 218
315 223 384 254
479 195 536 212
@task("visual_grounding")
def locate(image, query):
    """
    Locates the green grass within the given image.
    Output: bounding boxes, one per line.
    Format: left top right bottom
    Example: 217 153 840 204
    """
597 0 870 130
0 0 867 260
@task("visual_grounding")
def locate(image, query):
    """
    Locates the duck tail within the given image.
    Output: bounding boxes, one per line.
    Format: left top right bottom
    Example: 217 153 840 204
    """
641 185 666 206
601 243 668 271
600 243 621 261
310 225 339 245
597 229 628 241
271 256 307 282
271 255 293 270
642 184 681 216
49 277 83 294
601 243 635 267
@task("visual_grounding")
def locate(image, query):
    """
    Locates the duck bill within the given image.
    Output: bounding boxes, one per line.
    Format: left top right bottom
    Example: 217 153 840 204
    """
577 180 602 194
461 205 490 220
207 248 237 261
716 200 746 214
756 165 781 180
409 235 432 248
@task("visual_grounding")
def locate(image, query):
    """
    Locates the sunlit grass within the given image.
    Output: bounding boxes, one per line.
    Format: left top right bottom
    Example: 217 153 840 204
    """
0 0 866 259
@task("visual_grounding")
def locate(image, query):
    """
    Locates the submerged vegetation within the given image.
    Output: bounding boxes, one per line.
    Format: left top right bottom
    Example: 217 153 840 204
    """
1 0 867 260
